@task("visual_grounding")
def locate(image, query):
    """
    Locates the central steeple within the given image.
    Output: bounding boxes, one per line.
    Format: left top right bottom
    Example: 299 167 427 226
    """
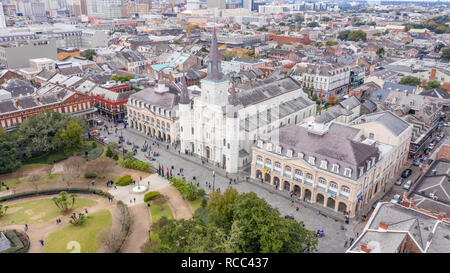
206 25 223 82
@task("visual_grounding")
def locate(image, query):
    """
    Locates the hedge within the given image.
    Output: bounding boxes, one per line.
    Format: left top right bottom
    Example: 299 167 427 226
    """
0 230 30 253
110 201 131 253
144 191 160 202
120 158 151 172
0 188 112 203
86 146 104 160
116 175 132 186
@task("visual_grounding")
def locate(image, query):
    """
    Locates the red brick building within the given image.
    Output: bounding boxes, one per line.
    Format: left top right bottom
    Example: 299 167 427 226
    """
0 87 95 130
268 33 312 45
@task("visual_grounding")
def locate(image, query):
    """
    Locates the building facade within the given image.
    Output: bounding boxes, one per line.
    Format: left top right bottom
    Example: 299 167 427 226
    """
250 111 412 218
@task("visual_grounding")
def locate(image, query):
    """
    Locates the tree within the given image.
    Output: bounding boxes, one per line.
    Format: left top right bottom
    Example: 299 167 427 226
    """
326 40 338 46
62 156 86 178
82 49 97 61
186 24 199 31
173 40 182 45
338 30 351 41
0 127 22 174
110 75 134 83
69 212 86 226
315 42 324 47
423 80 443 90
27 174 41 191
327 93 336 105
56 121 84 156
200 47 209 53
376 47 385 58
44 164 53 177
321 17 331 22
318 89 325 104
52 191 77 212
0 202 8 218
347 30 367 42
399 76 421 86
307 22 319 28
441 48 450 61
207 187 239 231
87 157 115 178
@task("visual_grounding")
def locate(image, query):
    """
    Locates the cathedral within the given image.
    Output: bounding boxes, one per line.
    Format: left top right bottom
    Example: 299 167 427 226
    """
179 27 317 173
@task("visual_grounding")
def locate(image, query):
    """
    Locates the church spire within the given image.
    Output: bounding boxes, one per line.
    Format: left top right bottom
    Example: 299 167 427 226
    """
179 76 190 104
207 24 223 81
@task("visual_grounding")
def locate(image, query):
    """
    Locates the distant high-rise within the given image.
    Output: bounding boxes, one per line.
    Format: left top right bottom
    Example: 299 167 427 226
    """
0 3 6 29
207 0 225 9
241 0 253 10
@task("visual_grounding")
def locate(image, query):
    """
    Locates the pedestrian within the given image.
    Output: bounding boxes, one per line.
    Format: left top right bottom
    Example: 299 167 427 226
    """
130 199 132 204
140 176 142 181
226 172 228 178
229 180 232 185
291 201 294 207
39 240 44 247
85 208 88 216
234 179 236 184
296 205 300 211
24 224 28 232
56 219 59 225
133 198 136 203
114 185 117 190
147 203 150 207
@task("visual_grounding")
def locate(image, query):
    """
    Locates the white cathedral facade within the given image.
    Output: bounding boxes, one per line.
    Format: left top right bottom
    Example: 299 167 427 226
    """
179 28 317 173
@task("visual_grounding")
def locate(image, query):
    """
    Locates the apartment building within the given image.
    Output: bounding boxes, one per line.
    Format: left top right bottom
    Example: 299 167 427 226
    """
250 111 412 218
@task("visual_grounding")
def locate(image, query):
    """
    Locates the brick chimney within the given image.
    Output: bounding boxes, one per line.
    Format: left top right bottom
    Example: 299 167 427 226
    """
360 244 371 253
379 222 389 230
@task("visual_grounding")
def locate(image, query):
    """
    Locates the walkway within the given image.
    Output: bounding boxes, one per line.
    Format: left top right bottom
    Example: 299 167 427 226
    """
120 203 151 253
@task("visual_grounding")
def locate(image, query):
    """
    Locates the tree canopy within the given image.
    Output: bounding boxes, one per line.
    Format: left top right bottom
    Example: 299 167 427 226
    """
110 75 134 82
151 188 318 253
441 48 450 62
82 49 97 61
399 76 421 86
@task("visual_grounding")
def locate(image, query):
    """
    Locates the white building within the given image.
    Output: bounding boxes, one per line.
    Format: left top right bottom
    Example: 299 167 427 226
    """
179 28 317 173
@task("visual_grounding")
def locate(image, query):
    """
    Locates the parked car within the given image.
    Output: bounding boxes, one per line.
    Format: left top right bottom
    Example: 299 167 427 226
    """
284 215 295 220
395 177 404 185
403 180 412 190
424 148 431 155
390 194 401 204
435 136 442 142
428 143 435 149
431 139 438 145
401 169 412 178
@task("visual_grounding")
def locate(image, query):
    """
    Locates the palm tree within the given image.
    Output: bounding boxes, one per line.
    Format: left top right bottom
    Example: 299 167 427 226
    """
0 203 8 217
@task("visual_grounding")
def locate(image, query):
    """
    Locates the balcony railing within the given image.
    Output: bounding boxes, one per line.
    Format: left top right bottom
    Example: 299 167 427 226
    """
284 172 292 178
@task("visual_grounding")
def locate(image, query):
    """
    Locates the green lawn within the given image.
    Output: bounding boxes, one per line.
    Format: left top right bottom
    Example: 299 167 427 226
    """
149 200 173 223
1 173 61 192
0 197 97 225
43 209 112 253
187 198 204 214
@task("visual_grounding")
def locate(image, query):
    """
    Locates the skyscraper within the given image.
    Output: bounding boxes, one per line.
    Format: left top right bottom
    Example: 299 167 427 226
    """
207 0 225 9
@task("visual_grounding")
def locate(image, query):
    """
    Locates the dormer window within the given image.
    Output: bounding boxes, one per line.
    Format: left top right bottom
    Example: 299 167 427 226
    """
298 152 304 159
276 145 282 154
308 156 315 165
320 160 328 169
359 166 364 177
367 160 371 170
344 168 352 177
257 140 263 148
371 157 376 166
332 164 339 173
266 143 273 151
286 149 293 157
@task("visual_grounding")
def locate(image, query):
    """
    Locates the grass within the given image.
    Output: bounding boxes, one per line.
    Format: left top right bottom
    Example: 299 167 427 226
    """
187 197 204 214
0 197 97 225
23 150 67 165
1 173 61 192
43 209 112 253
149 200 173 223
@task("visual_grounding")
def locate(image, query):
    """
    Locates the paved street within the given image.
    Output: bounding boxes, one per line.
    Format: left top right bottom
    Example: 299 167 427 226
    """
92 119 357 252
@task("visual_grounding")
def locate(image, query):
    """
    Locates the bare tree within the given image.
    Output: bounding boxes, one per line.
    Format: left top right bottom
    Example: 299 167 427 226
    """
60 171 76 189
87 157 115 179
27 174 41 191
62 156 87 178
44 165 53 177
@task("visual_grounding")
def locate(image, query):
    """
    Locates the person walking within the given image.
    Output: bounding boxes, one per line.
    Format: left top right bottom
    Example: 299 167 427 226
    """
296 205 300 211
39 240 44 247
291 201 294 207
133 198 136 203
24 224 28 232
85 208 88 216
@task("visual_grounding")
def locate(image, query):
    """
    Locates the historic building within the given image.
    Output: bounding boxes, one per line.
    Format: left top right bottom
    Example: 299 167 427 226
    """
179 27 316 173
250 111 413 218
126 80 181 144
0 82 95 130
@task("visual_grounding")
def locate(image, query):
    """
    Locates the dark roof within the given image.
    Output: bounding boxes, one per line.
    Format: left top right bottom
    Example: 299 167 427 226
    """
260 123 380 180
419 88 450 99
58 66 83 76
0 100 17 113
17 97 37 108
3 79 35 97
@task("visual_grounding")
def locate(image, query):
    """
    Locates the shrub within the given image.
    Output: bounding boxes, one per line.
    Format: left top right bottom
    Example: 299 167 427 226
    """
112 153 119 161
198 189 206 197
201 198 207 208
116 175 132 186
169 177 200 200
105 147 114 158
84 172 97 179
86 146 103 160
91 142 97 149
144 191 160 202
120 158 150 172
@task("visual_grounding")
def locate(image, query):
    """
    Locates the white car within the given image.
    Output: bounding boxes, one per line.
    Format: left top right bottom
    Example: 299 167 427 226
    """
390 194 401 204
403 180 412 190
428 143 435 149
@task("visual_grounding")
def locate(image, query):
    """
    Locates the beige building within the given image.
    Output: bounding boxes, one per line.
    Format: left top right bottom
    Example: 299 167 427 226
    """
127 81 181 144
250 111 413 218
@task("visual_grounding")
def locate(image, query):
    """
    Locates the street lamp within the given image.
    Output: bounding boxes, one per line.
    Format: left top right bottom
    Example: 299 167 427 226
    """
212 171 215 191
